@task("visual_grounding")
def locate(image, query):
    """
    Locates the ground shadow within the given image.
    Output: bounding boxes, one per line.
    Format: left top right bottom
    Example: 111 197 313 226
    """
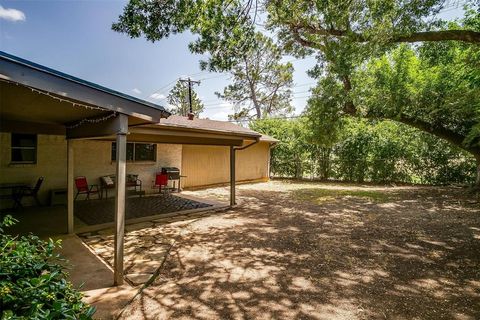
114 182 480 319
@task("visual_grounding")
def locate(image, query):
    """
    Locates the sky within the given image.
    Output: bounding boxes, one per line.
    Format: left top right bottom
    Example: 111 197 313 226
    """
0 0 465 122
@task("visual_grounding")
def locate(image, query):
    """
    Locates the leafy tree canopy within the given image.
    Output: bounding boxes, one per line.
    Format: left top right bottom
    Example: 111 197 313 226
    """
113 0 480 185
216 33 294 121
113 0 480 71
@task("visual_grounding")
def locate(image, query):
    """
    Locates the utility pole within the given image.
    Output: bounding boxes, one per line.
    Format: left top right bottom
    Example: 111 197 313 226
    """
179 77 200 118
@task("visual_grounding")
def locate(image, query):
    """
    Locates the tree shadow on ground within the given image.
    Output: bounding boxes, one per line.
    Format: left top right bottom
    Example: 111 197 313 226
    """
119 183 480 319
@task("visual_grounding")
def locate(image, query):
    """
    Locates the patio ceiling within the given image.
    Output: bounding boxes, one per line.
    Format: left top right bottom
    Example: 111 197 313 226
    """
0 51 169 134
0 81 108 133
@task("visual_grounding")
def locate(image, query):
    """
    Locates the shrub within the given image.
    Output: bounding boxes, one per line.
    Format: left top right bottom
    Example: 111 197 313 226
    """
0 216 95 320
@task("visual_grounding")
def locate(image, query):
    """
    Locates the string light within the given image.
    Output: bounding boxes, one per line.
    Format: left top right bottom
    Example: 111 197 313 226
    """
0 78 108 111
0 77 117 129
65 112 117 129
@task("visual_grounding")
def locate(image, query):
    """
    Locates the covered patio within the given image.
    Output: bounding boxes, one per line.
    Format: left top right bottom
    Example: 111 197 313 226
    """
0 51 259 286
2 193 224 236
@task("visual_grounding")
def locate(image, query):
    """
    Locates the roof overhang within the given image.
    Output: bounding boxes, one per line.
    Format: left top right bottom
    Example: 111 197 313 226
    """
130 122 261 146
0 51 169 128
78 122 261 146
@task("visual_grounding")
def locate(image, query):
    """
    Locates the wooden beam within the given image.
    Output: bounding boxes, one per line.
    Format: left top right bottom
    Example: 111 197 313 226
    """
113 114 128 286
66 114 125 139
127 133 244 146
67 140 74 234
230 146 236 206
0 119 66 135
130 127 252 142
133 125 261 140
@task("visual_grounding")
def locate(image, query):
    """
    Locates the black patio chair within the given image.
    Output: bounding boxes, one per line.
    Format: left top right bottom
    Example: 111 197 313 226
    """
13 177 44 208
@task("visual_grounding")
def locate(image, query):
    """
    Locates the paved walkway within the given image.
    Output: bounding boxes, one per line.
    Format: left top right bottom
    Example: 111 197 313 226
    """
57 234 138 319
79 208 222 288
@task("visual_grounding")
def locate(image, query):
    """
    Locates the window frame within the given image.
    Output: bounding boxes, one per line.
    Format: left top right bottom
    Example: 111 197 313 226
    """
111 142 157 162
11 133 38 164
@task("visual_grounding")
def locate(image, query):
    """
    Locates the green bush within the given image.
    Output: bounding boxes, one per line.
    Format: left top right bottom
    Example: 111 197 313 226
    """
252 118 476 185
0 216 95 320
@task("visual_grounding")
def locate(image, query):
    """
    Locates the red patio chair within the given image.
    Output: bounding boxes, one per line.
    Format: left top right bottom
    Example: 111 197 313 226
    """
154 172 169 193
75 176 100 200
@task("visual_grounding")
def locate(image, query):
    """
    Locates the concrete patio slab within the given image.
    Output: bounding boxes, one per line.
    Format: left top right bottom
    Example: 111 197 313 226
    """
75 193 228 234
57 234 114 291
57 234 138 320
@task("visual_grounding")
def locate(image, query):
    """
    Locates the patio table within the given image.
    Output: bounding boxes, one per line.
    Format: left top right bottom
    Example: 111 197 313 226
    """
0 183 28 208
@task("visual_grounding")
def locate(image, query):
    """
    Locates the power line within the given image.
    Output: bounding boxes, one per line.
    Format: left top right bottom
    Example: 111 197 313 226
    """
197 73 231 81
202 94 314 109
226 115 305 123
146 78 179 100
146 69 214 99
201 82 318 107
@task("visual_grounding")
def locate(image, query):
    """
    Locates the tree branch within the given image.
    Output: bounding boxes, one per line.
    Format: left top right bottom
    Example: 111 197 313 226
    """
394 114 480 155
290 26 326 50
394 30 480 43
291 23 480 44
340 77 480 156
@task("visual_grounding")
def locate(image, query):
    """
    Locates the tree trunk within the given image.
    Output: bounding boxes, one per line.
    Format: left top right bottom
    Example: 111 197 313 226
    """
318 147 331 181
244 57 262 119
295 155 303 179
475 155 480 189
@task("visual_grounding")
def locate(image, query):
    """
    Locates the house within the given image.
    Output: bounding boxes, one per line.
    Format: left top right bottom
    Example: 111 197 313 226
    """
0 51 276 285
0 114 277 207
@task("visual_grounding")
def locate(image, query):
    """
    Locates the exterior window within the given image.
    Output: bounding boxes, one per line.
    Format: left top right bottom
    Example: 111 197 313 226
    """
111 142 156 162
11 133 37 164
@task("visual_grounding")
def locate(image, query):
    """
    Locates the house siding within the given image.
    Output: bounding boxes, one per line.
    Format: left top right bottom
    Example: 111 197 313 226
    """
0 132 271 208
181 141 271 188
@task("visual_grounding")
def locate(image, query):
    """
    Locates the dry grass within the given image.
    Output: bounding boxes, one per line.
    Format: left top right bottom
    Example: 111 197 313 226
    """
117 180 480 320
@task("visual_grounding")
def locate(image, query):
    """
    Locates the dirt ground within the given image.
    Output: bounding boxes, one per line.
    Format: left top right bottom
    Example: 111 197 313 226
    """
117 180 480 320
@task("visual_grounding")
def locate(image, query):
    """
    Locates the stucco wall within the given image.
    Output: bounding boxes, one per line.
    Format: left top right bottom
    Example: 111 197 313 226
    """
0 133 182 207
181 141 271 188
73 140 182 194
0 133 67 207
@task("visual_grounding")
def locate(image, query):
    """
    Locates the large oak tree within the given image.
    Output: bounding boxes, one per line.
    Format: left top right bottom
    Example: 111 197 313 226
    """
113 0 480 186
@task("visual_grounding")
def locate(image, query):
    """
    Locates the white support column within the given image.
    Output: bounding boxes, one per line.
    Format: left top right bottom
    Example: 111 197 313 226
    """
114 114 128 286
230 146 236 206
67 140 74 234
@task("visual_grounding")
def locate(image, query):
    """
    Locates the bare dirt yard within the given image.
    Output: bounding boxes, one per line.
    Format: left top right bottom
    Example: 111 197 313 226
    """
116 180 480 320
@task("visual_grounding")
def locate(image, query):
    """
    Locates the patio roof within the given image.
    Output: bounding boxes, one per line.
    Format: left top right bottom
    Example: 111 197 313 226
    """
157 115 261 137
124 115 277 146
0 51 169 131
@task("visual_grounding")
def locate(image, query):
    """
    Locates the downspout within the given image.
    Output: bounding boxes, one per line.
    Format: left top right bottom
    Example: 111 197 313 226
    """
234 137 260 151
229 137 261 206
